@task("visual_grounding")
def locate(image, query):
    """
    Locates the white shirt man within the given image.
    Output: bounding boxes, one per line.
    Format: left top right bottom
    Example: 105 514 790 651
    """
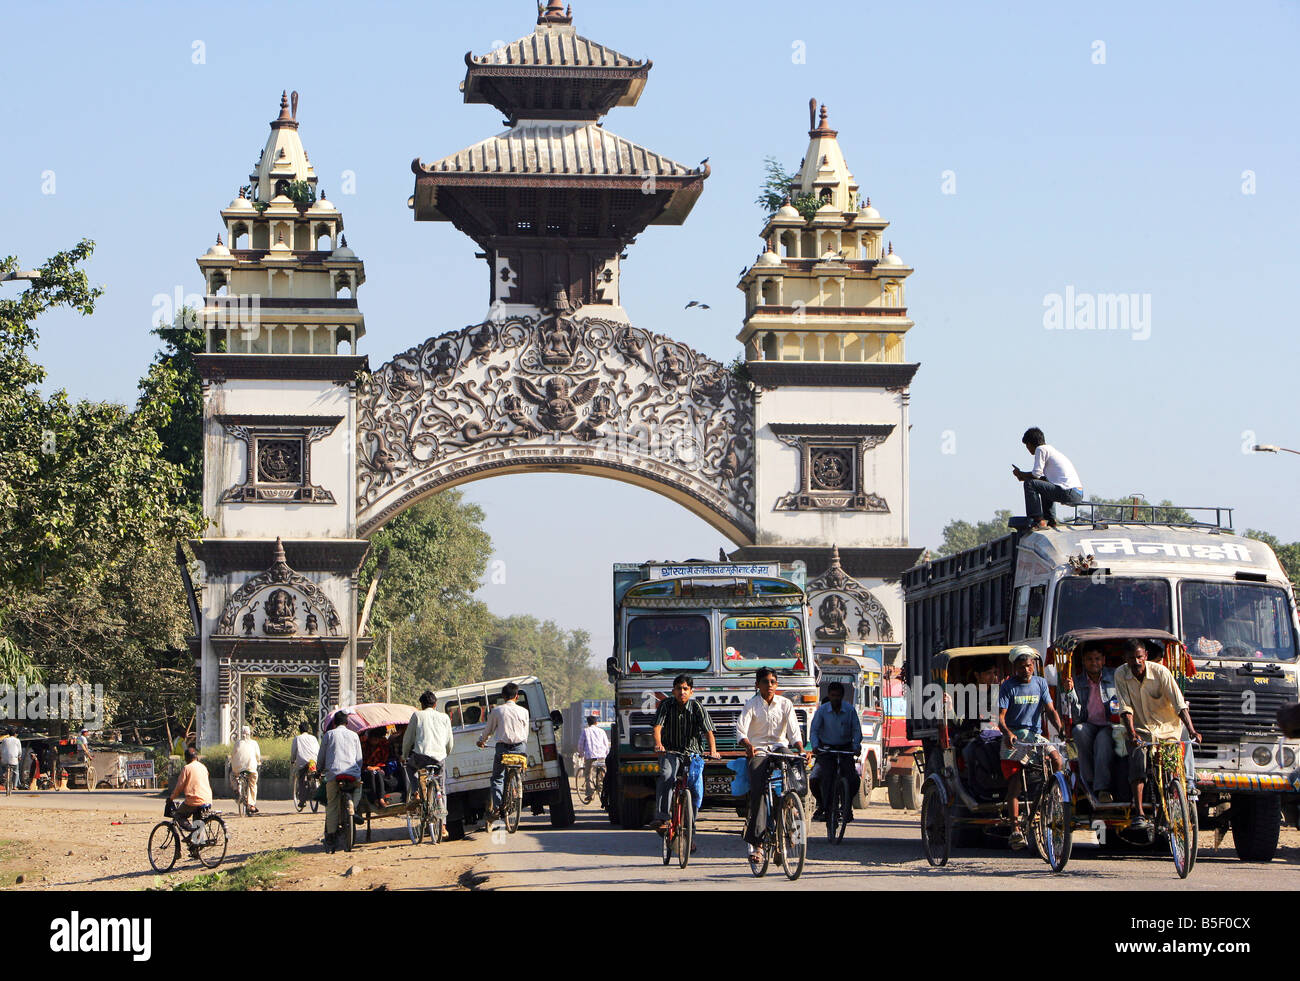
736 670 804 859
1013 428 1084 528
229 727 263 814
0 732 22 770
480 700 531 747
575 719 611 800
291 729 320 774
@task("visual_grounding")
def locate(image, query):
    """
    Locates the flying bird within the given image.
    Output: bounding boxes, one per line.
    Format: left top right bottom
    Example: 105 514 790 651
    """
684 301 711 310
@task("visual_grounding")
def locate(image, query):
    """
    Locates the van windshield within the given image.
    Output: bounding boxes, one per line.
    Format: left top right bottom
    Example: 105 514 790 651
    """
722 614 806 672
626 615 711 672
1180 581 1298 661
1055 577 1172 635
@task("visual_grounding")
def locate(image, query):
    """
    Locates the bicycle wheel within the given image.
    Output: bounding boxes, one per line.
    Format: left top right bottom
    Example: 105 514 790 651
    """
505 769 523 834
196 815 228 869
236 779 247 818
148 822 180 873
309 777 320 814
341 797 355 852
833 776 851 843
661 802 674 866
1037 778 1073 873
780 791 807 881
921 781 951 867
677 789 693 869
1165 777 1195 879
407 794 425 845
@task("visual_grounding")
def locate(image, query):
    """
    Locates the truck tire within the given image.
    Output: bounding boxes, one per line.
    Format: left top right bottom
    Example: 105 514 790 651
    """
886 773 904 809
445 818 466 841
1230 792 1281 862
619 786 646 828
550 769 576 828
855 759 876 809
899 766 922 811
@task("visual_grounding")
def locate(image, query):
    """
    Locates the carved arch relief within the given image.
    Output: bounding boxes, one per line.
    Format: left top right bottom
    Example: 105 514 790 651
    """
807 547 895 644
215 538 342 638
355 311 757 541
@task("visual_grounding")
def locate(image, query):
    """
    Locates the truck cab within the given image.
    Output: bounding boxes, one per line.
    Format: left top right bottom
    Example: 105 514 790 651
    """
606 561 818 828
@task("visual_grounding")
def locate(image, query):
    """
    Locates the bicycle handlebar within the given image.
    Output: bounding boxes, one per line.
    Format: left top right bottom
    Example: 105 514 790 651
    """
1131 739 1197 749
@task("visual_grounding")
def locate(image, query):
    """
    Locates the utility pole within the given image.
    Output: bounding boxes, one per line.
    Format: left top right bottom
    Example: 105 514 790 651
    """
386 633 392 703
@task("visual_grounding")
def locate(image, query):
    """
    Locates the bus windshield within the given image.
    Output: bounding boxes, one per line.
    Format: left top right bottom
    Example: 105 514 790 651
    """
1055 577 1172 635
625 614 711 672
721 614 806 672
1180 581 1298 661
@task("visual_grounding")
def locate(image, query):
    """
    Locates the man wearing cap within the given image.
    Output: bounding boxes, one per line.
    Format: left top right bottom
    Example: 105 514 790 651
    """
998 645 1065 849
229 724 263 815
1115 638 1200 831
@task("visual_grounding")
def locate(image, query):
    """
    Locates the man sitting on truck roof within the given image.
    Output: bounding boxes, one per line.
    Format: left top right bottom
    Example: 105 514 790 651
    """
999 646 1066 849
1011 427 1084 530
1115 638 1201 831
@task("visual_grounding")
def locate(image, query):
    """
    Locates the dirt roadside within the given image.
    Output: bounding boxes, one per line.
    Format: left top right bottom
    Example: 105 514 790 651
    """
0 795 477 892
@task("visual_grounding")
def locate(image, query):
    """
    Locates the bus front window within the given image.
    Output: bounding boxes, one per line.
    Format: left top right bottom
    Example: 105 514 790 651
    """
722 615 806 672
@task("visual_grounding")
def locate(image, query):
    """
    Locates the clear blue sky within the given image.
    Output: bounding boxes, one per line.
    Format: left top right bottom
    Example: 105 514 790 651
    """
2 1 1297 662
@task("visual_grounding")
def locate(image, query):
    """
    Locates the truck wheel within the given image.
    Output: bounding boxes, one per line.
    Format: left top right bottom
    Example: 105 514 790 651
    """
1230 792 1281 862
855 760 875 809
550 770 576 828
619 788 646 829
886 773 904 810
899 767 922 811
445 819 466 841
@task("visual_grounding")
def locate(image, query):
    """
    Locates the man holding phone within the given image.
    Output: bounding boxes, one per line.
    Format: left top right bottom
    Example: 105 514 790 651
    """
1011 427 1083 529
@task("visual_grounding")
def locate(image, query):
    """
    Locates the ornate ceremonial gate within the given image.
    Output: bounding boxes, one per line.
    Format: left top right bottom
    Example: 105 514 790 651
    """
186 4 921 747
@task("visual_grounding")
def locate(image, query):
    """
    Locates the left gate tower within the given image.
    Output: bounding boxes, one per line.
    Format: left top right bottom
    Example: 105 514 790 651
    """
188 92 371 748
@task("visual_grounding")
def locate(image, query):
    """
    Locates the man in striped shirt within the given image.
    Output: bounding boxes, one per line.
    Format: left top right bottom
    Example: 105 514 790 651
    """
651 675 719 844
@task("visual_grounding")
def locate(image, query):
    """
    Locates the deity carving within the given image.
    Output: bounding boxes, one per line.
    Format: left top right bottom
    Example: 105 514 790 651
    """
516 376 599 433
262 589 298 636
816 594 849 641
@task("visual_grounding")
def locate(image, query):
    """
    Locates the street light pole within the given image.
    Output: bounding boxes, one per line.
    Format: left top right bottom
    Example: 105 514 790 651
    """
1254 445 1300 457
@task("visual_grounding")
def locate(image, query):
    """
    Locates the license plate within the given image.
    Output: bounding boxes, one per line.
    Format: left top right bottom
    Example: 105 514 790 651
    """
1073 826 1100 846
705 775 734 795
525 778 559 792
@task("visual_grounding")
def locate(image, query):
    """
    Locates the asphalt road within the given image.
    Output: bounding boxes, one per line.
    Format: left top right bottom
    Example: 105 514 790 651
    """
473 798 1300 891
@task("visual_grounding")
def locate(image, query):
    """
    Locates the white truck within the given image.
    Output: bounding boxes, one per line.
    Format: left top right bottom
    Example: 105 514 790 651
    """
433 675 575 838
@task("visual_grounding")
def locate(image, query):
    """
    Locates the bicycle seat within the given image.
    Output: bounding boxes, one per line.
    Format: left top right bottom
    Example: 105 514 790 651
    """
500 753 529 768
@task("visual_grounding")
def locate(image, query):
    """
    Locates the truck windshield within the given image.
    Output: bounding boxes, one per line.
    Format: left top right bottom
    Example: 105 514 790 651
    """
1180 581 1298 661
722 614 806 672
1055 577 1172 634
626 614 711 672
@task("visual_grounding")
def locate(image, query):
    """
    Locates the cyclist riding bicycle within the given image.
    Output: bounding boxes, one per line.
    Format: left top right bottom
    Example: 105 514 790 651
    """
317 710 364 852
737 667 804 867
229 724 263 815
169 746 213 836
402 690 456 836
806 681 863 822
576 714 611 801
1114 637 1201 832
477 682 531 823
651 674 720 852
290 721 320 798
0 728 22 792
998 646 1065 849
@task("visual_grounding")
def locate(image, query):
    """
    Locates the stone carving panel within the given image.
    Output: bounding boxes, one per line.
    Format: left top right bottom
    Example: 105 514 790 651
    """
356 310 756 539
807 546 895 643
216 538 342 638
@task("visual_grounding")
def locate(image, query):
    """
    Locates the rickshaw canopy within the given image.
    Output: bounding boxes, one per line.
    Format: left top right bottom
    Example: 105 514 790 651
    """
338 703 418 734
929 646 1017 684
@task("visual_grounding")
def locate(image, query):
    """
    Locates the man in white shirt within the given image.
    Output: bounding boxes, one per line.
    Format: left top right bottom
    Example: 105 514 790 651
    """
477 682 532 818
290 721 321 807
736 667 804 864
316 711 364 852
0 729 22 792
1012 427 1084 529
575 715 611 801
229 725 263 815
402 690 456 834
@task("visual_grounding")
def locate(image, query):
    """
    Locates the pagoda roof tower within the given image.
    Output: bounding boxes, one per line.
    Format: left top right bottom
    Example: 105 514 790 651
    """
411 1 707 312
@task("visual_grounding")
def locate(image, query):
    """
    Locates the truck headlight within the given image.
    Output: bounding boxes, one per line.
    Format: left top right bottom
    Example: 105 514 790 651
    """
1280 748 1296 768
632 732 654 750
1252 746 1273 767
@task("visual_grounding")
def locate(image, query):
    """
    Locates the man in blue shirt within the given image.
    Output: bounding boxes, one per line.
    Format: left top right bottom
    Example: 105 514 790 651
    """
998 646 1065 849
806 682 864 822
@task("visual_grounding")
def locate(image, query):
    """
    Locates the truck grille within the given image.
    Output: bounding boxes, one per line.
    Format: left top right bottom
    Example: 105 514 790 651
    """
1184 690 1293 741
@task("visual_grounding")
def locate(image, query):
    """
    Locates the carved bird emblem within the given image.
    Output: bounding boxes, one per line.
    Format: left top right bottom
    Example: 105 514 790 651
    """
517 376 599 432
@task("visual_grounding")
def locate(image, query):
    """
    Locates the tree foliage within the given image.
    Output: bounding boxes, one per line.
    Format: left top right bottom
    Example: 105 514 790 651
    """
1244 530 1300 588
755 157 822 222
483 614 609 709
935 510 1013 556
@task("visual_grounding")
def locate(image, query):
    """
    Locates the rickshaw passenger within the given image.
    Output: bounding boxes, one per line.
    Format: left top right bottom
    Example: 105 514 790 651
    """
999 646 1066 849
956 657 1003 795
1059 645 1118 802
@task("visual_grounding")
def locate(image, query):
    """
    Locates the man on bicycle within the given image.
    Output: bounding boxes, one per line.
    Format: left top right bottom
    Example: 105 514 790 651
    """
317 710 364 852
998 646 1065 849
576 714 611 802
0 728 22 792
402 690 455 834
1115 637 1201 832
169 746 213 835
737 667 804 867
290 721 320 799
228 725 262 815
477 682 531 822
651 675 719 847
806 682 863 823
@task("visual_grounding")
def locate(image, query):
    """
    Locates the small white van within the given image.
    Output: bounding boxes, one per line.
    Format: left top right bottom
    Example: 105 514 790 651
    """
434 675 575 838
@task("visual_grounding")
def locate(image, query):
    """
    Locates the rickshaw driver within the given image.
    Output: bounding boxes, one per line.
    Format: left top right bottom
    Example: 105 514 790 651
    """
1115 638 1201 832
998 646 1066 849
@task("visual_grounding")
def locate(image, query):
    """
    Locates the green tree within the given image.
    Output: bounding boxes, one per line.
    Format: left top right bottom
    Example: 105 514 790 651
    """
935 510 1013 556
358 492 494 702
755 157 823 222
483 614 609 709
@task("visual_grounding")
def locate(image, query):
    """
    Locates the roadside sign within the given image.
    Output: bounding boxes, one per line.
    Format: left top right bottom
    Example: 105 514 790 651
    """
125 760 155 781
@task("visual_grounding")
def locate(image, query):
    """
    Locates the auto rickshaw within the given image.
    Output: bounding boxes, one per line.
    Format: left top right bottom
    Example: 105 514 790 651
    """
1045 627 1197 862
916 646 1074 871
